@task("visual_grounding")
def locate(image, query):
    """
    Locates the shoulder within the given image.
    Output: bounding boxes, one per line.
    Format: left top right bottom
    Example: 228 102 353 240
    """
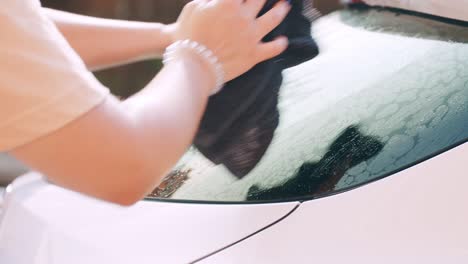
0 0 109 152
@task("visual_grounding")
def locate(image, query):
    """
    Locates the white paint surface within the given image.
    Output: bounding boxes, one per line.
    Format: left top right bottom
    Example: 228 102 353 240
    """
0 176 298 264
203 142 468 263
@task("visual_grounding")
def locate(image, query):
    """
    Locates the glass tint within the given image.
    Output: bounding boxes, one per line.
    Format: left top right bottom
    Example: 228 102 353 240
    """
146 7 468 203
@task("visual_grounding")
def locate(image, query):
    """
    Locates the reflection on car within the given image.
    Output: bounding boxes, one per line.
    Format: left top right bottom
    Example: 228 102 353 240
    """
247 125 384 200
146 6 468 204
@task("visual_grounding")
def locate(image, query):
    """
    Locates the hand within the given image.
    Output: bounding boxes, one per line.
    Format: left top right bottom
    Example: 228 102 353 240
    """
170 0 291 82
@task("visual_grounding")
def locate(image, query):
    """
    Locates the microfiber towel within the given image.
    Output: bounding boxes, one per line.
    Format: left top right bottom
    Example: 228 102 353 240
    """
194 0 319 178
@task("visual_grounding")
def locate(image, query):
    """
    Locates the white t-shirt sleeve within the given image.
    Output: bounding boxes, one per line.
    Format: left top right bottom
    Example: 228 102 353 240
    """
0 0 110 151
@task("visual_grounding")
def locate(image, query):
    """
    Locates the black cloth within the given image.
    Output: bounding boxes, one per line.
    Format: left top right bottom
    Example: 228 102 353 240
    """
194 0 319 178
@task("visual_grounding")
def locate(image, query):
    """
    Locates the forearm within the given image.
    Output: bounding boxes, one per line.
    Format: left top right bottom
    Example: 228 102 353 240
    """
11 0 289 205
122 55 214 185
44 8 174 71
12 54 214 205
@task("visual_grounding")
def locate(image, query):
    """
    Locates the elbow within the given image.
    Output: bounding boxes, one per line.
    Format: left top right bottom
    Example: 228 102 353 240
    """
105 180 153 207
109 195 142 207
90 135 171 206
105 185 145 206
97 188 144 207
102 165 165 207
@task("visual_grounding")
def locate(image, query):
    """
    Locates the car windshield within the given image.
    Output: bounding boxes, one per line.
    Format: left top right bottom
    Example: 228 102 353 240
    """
146 7 468 204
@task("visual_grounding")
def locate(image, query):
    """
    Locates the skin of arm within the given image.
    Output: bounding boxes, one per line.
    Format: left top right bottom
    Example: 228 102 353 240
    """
11 0 290 206
12 53 215 206
44 8 175 71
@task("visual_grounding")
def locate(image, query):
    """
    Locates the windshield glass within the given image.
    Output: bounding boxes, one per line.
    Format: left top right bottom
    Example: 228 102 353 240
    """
146 7 468 203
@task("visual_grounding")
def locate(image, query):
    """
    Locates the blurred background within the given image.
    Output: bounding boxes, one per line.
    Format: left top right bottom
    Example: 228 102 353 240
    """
43 0 188 98
42 0 342 97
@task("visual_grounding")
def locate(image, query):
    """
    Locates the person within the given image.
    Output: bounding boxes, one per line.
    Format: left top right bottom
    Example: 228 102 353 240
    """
0 0 291 205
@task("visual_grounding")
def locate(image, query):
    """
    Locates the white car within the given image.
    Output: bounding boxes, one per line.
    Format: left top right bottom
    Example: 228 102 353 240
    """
1 4 467 264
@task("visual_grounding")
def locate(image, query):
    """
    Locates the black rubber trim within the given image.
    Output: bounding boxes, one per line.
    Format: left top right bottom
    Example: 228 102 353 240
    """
144 139 467 205
350 3 468 27
189 203 301 264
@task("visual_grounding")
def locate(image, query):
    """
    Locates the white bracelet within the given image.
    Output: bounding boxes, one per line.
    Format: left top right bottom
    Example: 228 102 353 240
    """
163 39 225 96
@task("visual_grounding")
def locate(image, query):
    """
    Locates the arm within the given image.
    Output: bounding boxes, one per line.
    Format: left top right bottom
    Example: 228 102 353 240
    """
12 54 214 206
44 8 174 71
12 0 291 206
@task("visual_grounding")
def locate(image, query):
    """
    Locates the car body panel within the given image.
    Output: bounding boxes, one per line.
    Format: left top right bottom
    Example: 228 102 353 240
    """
201 142 468 263
0 174 298 264
362 0 468 22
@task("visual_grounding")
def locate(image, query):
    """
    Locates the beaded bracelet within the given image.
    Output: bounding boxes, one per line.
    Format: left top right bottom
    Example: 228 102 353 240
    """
163 39 225 96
